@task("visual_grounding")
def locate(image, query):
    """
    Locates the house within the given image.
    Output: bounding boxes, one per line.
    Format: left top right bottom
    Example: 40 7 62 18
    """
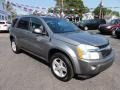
0 0 11 21
82 12 94 20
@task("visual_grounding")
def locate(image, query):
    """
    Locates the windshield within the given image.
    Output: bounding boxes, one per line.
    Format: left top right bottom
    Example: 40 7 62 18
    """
43 18 81 33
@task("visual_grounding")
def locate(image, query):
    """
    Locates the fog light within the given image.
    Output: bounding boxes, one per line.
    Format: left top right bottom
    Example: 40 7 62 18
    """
91 66 96 70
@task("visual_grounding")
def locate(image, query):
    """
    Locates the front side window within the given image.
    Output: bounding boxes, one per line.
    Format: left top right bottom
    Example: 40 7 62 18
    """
17 17 30 30
31 17 46 33
31 17 42 29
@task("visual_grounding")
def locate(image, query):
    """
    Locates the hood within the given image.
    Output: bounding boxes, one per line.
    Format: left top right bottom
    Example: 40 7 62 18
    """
53 31 109 47
100 24 111 27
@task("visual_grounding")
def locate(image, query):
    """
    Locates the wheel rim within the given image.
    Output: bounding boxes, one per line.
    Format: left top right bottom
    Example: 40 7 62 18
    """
112 30 116 36
84 27 88 31
52 58 67 78
12 41 16 52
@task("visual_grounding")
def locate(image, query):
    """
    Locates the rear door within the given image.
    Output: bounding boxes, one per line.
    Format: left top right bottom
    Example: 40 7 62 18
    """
86 20 95 29
15 17 31 49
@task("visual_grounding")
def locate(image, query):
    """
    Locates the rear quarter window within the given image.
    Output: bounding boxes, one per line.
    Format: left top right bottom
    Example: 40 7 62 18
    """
16 17 30 30
12 18 18 27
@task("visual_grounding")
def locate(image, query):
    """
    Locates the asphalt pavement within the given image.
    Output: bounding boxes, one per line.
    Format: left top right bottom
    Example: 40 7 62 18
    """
0 32 120 90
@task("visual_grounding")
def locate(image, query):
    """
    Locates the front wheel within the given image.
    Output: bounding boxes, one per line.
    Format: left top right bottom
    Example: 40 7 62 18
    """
50 53 74 82
112 30 116 37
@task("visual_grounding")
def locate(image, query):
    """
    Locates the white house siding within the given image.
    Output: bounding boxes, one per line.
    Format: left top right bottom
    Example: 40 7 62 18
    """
0 0 11 21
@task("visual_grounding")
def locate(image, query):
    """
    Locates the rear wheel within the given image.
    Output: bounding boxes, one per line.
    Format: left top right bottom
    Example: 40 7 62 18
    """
50 53 74 82
84 26 88 31
11 39 21 54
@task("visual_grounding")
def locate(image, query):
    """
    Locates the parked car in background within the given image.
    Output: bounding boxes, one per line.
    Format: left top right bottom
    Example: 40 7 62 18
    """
0 20 11 32
99 19 120 34
9 16 114 81
112 27 120 38
77 19 106 30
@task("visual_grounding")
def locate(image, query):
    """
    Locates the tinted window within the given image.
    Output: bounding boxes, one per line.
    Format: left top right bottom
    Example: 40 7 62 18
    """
31 17 46 33
0 22 5 24
98 19 106 24
110 19 120 25
110 20 116 24
12 18 18 27
43 18 81 33
17 17 30 30
118 20 120 23
31 17 42 29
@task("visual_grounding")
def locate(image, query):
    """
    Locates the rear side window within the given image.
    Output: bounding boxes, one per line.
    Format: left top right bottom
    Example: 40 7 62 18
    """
99 19 106 24
17 17 30 30
0 22 5 24
12 18 18 27
96 19 106 24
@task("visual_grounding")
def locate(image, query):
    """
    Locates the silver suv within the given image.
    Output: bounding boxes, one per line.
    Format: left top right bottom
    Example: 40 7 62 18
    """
9 16 114 81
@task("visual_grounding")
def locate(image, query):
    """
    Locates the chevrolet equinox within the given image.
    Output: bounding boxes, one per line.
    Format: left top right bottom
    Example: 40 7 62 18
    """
9 16 114 81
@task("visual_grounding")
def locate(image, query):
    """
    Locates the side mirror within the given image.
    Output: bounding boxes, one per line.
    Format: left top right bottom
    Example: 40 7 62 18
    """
33 28 47 35
33 28 43 34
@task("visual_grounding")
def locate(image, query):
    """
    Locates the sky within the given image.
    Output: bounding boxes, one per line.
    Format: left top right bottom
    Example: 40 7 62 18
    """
84 0 120 11
10 0 120 15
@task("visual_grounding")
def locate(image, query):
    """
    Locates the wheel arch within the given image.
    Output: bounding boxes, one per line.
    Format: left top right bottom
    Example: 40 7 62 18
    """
10 35 14 41
48 48 79 74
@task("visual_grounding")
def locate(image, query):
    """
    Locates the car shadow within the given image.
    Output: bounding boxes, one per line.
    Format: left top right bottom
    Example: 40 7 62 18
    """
0 31 9 33
22 50 50 67
111 35 120 39
74 73 99 81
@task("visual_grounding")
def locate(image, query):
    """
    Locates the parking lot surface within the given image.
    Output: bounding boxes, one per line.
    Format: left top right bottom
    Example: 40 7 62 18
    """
0 32 120 90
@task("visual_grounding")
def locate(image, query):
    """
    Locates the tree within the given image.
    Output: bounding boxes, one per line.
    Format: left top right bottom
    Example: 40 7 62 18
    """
93 6 120 18
54 0 89 16
6 1 17 19
112 11 120 17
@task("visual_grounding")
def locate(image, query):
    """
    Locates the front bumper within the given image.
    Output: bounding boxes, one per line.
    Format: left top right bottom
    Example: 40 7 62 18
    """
99 27 112 34
78 51 114 75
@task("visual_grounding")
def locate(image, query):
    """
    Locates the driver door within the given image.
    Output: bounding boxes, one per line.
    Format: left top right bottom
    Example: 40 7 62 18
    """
28 17 50 59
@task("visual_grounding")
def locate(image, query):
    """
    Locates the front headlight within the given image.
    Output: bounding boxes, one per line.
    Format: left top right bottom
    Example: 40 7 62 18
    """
77 44 100 60
106 26 112 29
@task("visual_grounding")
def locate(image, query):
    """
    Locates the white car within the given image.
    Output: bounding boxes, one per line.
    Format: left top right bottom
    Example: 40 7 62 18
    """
0 21 11 32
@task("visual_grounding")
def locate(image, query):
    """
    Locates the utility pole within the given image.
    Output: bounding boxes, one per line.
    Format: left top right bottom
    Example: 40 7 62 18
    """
60 0 64 17
61 0 63 12
99 0 103 19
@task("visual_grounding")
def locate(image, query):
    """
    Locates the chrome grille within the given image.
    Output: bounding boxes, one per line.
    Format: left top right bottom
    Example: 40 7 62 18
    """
99 45 112 58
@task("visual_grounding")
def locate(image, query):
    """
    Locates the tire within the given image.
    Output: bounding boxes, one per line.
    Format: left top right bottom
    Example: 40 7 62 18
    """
112 30 116 38
11 39 21 54
50 53 74 82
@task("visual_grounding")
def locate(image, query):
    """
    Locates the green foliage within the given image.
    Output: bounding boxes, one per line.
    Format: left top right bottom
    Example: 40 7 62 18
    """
6 1 17 19
112 11 120 17
54 0 89 15
93 6 120 18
